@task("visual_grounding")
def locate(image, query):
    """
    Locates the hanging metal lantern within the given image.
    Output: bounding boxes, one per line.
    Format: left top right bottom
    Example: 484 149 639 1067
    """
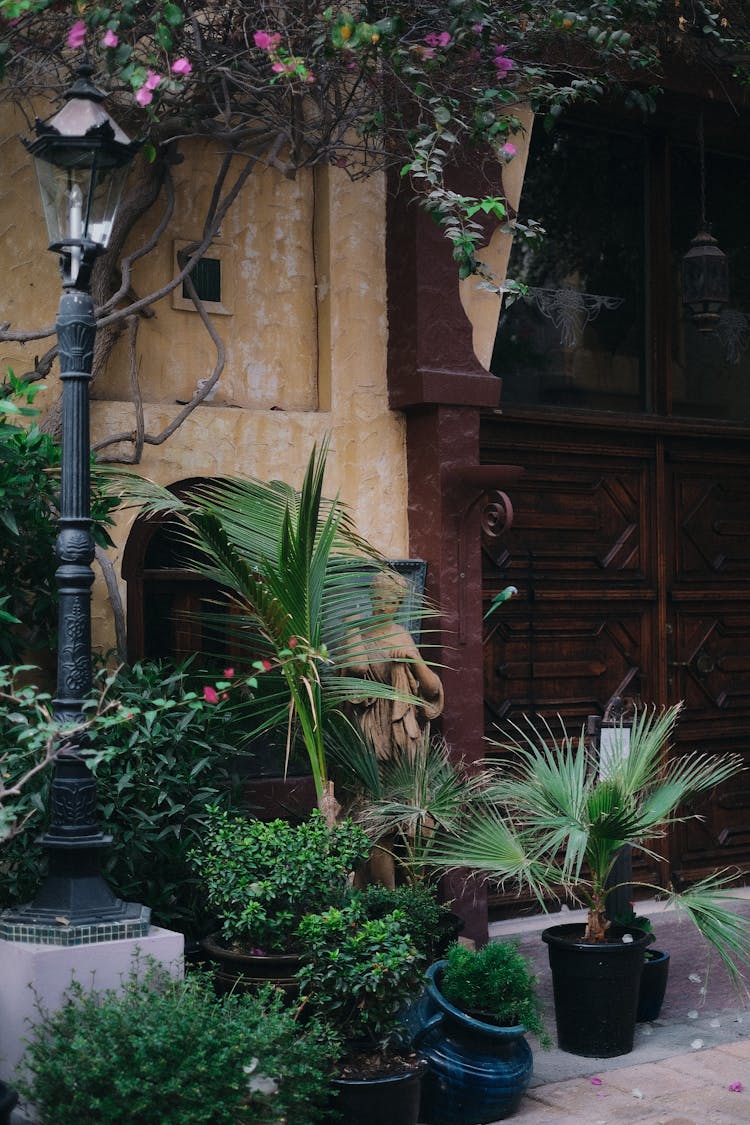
682 228 729 333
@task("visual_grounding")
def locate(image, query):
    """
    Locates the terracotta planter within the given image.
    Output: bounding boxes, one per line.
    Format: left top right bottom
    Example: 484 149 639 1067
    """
199 933 302 998
408 962 533 1124
542 923 652 1057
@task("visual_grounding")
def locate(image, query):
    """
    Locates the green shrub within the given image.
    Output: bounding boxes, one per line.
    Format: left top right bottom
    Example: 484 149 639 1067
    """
20 965 338 1124
0 372 117 664
191 808 370 952
440 941 550 1045
0 660 249 941
296 903 424 1053
95 660 248 940
357 882 443 960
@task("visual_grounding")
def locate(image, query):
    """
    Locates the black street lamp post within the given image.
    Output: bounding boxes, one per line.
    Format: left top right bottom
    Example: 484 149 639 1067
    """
0 66 149 945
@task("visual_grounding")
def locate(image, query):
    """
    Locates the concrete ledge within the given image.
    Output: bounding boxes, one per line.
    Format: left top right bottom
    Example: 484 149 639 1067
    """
0 925 184 1095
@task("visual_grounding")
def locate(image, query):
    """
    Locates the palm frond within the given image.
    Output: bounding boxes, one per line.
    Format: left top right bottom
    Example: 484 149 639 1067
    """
667 871 750 995
433 805 564 907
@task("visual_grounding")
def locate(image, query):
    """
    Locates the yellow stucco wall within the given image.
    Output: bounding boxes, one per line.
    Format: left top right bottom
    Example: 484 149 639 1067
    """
0 96 528 656
0 103 409 653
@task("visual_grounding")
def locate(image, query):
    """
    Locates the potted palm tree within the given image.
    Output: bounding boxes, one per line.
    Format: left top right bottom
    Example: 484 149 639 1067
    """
117 441 424 824
330 728 483 950
436 704 750 1057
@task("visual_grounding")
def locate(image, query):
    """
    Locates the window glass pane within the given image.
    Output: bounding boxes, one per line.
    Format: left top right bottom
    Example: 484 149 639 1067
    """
671 145 750 420
491 124 647 412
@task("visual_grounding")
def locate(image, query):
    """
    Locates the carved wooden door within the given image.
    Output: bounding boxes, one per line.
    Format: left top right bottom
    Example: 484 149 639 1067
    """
481 413 750 890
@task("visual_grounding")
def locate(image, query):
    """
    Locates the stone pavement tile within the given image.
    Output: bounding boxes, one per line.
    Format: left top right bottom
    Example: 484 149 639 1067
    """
598 1061 705 1097
661 1046 750 1086
647 1088 749 1124
525 1074 677 1117
715 1039 750 1061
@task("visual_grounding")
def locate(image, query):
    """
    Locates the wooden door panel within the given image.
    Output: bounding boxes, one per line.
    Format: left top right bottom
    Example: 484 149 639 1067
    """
668 607 750 726
485 456 653 589
671 465 750 583
481 418 750 901
669 731 750 882
485 609 648 736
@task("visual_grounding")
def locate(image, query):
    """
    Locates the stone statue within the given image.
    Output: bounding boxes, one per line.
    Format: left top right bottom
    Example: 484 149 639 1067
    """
343 569 444 760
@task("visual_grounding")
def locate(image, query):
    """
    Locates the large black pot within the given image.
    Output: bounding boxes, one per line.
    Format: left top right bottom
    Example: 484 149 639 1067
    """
542 923 652 1057
637 948 670 1022
330 1060 425 1125
199 933 302 998
0 1081 18 1125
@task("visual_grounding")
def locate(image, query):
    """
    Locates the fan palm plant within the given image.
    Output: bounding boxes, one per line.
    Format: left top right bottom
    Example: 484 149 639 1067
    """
436 703 750 986
108 442 425 816
331 726 488 887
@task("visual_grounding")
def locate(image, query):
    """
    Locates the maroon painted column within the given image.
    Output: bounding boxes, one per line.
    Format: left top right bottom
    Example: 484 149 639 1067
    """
386 173 515 945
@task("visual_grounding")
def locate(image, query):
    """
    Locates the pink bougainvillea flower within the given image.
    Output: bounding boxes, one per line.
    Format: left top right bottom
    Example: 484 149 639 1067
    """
67 20 87 49
144 69 162 91
135 86 154 107
493 52 515 77
472 23 484 33
203 685 219 704
254 30 281 51
424 31 451 48
171 57 192 76
501 141 517 158
288 637 298 649
729 1081 744 1093
223 667 235 678
590 1077 603 1086
271 60 287 73
102 29 118 48
261 659 273 672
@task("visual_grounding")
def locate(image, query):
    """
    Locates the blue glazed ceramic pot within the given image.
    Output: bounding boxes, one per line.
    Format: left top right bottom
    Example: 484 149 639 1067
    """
409 961 533 1125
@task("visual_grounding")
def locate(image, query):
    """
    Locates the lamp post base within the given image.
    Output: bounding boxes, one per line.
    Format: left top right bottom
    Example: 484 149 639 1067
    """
0 842 150 945
0 901 150 947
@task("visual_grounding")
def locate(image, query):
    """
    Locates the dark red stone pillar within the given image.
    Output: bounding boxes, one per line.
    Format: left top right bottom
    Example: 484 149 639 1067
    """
386 173 514 945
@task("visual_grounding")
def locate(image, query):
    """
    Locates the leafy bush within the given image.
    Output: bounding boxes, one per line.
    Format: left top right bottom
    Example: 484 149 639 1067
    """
20 965 338 1124
296 903 424 1053
357 882 443 960
0 660 249 941
0 372 117 664
439 941 549 1045
191 808 370 952
95 660 249 940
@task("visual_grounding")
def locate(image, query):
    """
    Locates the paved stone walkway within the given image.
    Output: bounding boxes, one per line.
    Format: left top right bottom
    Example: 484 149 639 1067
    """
513 1039 750 1123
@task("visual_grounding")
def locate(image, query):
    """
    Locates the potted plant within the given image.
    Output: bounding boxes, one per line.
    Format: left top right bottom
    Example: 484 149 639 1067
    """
614 904 670 1022
408 941 548 1124
436 703 750 1057
357 882 462 964
296 902 427 1125
190 806 370 994
19 964 338 1124
127 441 424 823
330 729 481 945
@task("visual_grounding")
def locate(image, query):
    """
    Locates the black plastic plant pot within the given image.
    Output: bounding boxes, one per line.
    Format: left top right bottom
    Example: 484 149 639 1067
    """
542 923 652 1058
330 1062 425 1125
637 949 670 1023
0 1081 18 1125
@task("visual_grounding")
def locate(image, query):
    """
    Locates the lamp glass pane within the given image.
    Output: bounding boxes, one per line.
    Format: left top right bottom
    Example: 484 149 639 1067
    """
33 156 128 250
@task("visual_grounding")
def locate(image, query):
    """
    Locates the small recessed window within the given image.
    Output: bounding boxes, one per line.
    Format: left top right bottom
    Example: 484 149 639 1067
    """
183 257 221 304
172 240 234 315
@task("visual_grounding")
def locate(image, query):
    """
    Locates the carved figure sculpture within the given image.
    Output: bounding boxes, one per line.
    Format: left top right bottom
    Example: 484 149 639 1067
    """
344 569 444 760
